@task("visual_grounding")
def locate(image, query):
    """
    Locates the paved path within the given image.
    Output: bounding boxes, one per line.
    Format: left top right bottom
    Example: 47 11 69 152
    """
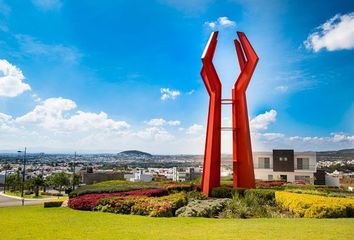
0 192 53 207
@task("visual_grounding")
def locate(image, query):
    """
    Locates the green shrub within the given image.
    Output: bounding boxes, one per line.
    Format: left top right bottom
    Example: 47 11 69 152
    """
220 192 283 219
210 187 246 198
176 198 230 217
246 189 276 204
186 191 207 201
44 201 64 208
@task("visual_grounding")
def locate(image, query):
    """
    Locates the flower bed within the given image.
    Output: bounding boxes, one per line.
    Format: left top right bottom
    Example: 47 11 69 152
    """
95 192 187 217
256 180 286 188
68 188 168 211
275 191 354 218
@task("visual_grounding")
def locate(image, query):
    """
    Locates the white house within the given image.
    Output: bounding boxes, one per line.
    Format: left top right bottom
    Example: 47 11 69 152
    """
253 149 317 183
124 169 153 182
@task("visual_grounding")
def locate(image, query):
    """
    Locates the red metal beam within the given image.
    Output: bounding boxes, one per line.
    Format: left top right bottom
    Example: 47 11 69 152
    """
200 32 222 196
200 31 258 195
232 32 258 189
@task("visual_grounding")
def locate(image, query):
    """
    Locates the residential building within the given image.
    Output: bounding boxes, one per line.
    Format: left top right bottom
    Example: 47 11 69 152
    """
253 149 316 183
172 167 201 182
124 169 153 182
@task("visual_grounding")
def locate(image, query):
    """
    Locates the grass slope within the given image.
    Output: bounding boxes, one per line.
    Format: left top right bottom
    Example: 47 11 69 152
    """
0 205 353 240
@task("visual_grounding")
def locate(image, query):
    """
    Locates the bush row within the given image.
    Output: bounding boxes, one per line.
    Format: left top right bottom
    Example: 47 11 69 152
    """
44 201 64 208
69 184 161 197
95 192 187 217
210 187 276 201
275 191 354 218
68 188 168 211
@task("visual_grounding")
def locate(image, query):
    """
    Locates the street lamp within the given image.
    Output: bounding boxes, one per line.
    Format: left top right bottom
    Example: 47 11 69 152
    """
72 152 76 191
18 147 27 202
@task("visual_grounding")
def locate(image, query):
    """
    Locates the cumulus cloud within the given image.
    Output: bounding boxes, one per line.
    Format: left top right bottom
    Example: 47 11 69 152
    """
32 0 62 10
0 59 31 97
250 109 277 131
134 127 174 141
186 124 204 135
304 12 354 52
168 120 181 126
16 97 130 132
160 88 180 100
205 17 236 30
146 118 181 126
146 118 166 126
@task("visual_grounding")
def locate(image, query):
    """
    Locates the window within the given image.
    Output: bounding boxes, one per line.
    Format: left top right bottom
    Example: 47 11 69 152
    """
268 175 273 180
297 158 309 170
280 175 287 181
258 157 270 169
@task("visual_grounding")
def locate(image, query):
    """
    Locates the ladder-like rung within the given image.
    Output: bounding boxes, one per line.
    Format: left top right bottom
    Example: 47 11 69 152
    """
221 99 233 105
221 127 235 131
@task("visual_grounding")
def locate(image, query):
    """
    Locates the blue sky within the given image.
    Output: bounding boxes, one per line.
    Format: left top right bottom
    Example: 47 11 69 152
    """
0 0 353 153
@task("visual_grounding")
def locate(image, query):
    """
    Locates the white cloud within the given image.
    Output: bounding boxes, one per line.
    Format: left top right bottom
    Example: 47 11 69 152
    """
160 88 180 100
32 0 62 10
146 118 166 126
31 93 41 102
16 97 129 132
146 118 181 126
16 34 81 63
205 17 236 30
186 124 204 135
187 89 195 95
134 127 174 141
250 109 277 131
275 85 288 93
304 12 354 52
0 59 31 97
252 132 354 152
168 120 181 126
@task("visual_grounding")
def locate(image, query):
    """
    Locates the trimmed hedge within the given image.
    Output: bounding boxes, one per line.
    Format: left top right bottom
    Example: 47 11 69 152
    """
275 191 354 218
164 183 194 193
210 187 246 198
69 184 161 197
44 201 63 208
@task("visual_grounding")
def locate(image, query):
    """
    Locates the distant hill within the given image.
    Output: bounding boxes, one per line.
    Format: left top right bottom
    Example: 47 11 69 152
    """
118 150 152 158
317 148 354 161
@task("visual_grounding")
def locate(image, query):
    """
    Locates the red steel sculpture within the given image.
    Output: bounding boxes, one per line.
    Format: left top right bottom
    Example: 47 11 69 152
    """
201 31 259 196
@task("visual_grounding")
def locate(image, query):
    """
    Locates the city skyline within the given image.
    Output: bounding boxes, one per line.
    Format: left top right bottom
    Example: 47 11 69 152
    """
0 1 353 153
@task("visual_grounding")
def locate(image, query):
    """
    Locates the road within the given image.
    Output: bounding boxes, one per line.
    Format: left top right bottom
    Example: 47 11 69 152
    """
0 192 48 207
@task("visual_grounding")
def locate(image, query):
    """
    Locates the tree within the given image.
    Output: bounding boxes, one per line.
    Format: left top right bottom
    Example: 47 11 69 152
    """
47 172 70 194
32 177 45 197
6 173 21 192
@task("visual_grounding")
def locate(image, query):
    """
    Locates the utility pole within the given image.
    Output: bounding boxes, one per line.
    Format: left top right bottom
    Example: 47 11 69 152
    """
72 152 76 191
18 147 27 205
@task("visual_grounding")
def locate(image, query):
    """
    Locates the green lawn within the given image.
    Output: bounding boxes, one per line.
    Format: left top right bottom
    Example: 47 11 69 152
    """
4 191 47 199
0 205 353 240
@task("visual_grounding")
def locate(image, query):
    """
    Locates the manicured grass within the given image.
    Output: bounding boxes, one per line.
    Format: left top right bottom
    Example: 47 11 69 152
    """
4 191 45 199
0 205 353 240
